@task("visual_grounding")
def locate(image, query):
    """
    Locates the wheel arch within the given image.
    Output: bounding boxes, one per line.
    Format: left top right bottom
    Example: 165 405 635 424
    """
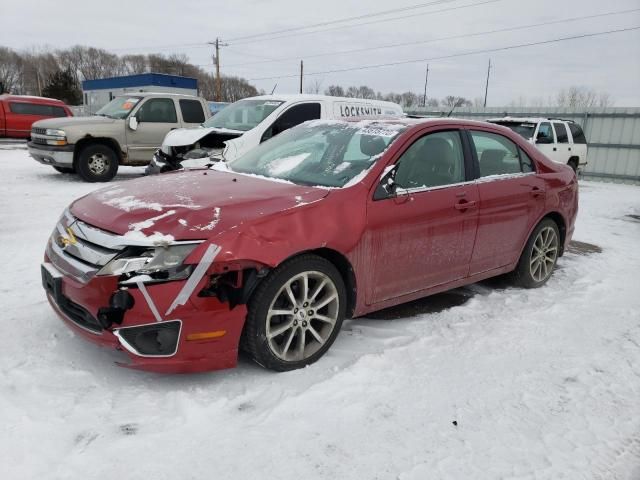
541 211 567 256
306 248 357 318
73 136 123 165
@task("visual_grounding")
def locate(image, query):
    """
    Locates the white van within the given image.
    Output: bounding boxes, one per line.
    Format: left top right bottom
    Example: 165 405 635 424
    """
149 94 403 172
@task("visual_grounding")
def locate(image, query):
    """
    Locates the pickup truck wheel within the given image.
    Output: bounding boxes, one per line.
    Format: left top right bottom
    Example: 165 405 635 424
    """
243 254 346 371
76 144 118 182
53 166 76 174
513 218 560 288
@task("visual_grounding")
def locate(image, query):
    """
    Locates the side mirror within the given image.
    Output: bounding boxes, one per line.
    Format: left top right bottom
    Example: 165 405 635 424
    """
128 116 138 131
373 166 399 200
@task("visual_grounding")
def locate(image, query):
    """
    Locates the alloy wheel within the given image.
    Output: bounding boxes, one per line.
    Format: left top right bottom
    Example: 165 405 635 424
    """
529 226 558 282
266 271 340 362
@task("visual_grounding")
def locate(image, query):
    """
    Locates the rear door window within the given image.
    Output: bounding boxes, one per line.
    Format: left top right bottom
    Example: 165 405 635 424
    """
554 122 569 143
568 123 587 144
469 130 527 177
9 102 66 117
179 99 205 124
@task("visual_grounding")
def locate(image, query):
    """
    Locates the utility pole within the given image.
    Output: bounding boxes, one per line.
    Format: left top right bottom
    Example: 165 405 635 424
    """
422 64 429 107
483 58 492 108
209 38 228 102
299 60 303 94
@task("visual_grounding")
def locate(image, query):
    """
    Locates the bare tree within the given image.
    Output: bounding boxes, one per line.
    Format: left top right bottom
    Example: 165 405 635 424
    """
304 78 323 94
0 47 23 93
400 91 419 108
324 85 345 97
441 96 472 108
556 86 613 108
122 54 148 75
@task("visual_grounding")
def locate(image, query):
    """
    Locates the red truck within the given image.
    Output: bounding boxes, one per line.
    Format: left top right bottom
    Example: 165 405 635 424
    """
0 94 73 138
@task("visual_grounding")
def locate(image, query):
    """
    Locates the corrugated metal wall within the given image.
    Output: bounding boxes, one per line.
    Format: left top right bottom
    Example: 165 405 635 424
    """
405 106 640 184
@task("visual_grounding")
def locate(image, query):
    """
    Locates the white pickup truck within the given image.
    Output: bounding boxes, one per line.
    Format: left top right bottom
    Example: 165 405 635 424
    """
487 117 588 172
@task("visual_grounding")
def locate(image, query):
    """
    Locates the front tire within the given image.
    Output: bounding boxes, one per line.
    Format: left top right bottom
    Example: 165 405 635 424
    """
243 254 346 371
513 218 560 288
76 144 119 182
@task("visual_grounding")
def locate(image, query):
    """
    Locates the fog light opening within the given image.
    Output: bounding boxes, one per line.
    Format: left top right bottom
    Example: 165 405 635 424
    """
115 320 181 357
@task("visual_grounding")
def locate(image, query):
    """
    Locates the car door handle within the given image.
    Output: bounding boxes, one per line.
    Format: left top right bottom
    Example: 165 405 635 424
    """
553 147 557 151
454 200 476 211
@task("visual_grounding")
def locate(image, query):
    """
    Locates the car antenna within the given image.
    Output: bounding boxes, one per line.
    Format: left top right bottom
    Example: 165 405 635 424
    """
445 106 455 117
270 83 278 94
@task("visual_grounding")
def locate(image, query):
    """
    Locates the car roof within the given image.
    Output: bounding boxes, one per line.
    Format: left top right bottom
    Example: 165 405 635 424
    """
248 94 402 108
486 116 565 124
115 92 202 99
0 94 67 105
340 116 501 129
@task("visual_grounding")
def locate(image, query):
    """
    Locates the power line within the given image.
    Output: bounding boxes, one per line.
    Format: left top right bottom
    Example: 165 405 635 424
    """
245 26 640 81
218 8 640 69
225 0 457 42
107 0 494 53
230 0 503 45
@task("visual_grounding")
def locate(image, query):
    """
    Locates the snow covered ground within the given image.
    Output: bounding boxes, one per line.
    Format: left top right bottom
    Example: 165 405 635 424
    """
1 144 639 479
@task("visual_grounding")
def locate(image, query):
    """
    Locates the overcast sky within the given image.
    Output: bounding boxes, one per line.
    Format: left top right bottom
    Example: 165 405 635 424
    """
1 0 639 105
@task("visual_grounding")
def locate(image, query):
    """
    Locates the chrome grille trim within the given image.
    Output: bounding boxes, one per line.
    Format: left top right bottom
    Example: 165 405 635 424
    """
32 127 47 136
48 210 203 284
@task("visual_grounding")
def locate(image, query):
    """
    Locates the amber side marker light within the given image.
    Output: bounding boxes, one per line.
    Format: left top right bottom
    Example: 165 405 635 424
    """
186 330 227 341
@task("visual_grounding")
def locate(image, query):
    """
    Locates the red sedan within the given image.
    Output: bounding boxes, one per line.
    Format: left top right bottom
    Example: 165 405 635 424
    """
42 118 578 373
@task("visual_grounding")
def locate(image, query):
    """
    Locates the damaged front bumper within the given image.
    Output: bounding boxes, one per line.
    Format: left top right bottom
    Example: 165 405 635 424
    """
42 213 250 373
43 260 247 373
145 147 224 175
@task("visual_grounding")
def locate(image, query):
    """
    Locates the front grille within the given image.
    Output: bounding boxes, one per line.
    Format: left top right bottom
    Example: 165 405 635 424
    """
32 136 48 145
48 213 125 284
32 127 47 136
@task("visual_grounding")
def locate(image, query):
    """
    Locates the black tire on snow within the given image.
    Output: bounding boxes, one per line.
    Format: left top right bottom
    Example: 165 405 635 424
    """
243 254 347 372
76 143 119 182
512 218 561 289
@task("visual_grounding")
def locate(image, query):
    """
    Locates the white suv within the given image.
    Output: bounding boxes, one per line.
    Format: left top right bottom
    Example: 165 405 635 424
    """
487 117 587 172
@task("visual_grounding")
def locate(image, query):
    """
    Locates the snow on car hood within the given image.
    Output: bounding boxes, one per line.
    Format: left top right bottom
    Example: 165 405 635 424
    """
69 169 329 241
162 126 245 147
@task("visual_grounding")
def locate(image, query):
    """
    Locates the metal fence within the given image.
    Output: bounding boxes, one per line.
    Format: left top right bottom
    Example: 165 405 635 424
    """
404 106 640 184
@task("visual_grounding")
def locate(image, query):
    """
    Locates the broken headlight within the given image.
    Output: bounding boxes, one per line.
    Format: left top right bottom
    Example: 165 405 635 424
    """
97 244 199 283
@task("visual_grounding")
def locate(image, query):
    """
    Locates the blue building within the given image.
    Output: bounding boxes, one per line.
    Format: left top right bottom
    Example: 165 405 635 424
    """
82 73 198 114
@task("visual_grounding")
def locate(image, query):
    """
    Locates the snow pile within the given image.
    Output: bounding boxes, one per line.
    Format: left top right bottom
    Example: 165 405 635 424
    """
1 146 639 480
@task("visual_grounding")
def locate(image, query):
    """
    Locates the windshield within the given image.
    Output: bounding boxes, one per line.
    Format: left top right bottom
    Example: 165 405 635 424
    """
491 121 536 140
203 99 284 131
96 96 142 119
227 121 407 187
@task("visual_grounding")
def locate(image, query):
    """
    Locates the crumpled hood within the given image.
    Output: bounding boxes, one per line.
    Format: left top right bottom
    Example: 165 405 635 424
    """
70 169 329 241
33 116 116 129
162 126 244 147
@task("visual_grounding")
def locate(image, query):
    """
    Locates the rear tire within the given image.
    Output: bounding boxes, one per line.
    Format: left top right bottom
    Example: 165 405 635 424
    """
568 158 578 173
53 166 75 174
76 144 119 182
243 254 346 371
513 218 560 288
